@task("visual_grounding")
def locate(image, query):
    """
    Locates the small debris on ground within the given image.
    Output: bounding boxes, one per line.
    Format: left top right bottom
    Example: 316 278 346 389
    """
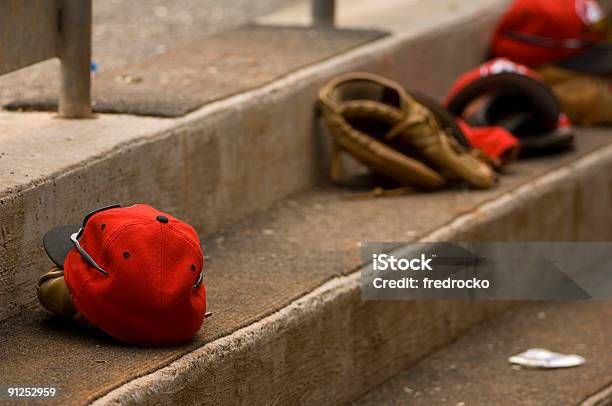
114 74 143 84
508 348 586 369
404 230 418 238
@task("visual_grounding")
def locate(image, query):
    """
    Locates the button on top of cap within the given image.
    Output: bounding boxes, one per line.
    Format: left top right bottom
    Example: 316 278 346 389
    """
156 215 169 223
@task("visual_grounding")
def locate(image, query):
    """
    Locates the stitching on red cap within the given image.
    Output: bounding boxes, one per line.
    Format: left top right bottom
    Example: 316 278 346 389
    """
64 251 95 300
97 219 153 263
91 209 156 224
168 223 203 260
69 275 147 346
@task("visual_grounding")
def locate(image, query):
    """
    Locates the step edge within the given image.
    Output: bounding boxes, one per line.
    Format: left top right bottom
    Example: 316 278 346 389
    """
581 382 612 406
91 141 612 405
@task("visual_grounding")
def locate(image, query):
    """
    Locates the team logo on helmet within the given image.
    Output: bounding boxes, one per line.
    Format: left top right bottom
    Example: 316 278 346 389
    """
576 0 604 25
480 58 527 77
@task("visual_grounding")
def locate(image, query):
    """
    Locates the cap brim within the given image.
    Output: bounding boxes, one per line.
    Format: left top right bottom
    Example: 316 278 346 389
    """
43 225 80 268
555 43 612 75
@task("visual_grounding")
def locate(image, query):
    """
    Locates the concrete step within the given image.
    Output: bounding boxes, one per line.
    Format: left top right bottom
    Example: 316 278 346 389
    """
0 0 302 104
2 130 612 405
354 302 612 406
2 0 611 405
0 0 509 321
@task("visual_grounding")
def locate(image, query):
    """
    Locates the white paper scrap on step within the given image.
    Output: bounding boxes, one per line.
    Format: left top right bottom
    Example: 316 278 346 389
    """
508 348 586 369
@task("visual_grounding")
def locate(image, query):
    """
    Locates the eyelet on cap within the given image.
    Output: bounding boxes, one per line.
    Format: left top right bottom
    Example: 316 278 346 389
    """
123 251 130 259
191 264 197 272
156 215 169 223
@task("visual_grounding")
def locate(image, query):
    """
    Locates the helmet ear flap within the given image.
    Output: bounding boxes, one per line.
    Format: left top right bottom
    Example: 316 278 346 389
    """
446 73 561 133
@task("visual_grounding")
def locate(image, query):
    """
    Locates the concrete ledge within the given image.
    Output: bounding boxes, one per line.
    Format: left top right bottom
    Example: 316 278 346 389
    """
582 383 612 406
427 143 612 242
0 0 509 320
93 139 612 405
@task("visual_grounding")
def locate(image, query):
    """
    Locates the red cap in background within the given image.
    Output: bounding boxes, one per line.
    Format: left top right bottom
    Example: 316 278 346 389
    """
491 0 612 73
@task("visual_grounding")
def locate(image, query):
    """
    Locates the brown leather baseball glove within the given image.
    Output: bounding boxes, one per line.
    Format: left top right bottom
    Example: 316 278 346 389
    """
537 65 612 126
318 72 496 191
37 267 97 327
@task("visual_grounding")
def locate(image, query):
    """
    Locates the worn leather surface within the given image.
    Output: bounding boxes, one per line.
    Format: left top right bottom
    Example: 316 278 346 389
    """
36 268 77 319
538 65 612 126
319 73 495 190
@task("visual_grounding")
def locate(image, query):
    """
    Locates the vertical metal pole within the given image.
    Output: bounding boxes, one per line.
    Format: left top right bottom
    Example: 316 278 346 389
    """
312 0 335 27
58 0 92 118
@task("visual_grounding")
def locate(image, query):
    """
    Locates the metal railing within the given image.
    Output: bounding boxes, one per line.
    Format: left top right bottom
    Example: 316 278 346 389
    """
312 0 336 27
0 0 91 118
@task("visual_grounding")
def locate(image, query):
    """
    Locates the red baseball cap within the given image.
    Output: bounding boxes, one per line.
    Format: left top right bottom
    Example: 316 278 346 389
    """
43 204 206 345
445 58 574 156
491 0 612 73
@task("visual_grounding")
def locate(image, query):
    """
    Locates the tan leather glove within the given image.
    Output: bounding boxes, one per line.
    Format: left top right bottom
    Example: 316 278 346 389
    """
537 65 612 126
318 72 495 190
37 268 80 320
553 77 612 126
